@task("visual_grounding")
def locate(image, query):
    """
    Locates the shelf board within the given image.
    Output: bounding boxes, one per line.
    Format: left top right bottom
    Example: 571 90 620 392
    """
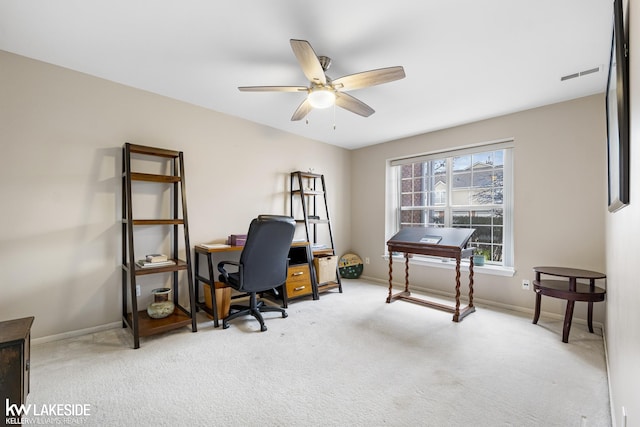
130 172 181 183
317 281 341 293
295 218 329 225
125 308 192 337
128 143 180 158
292 190 324 196
128 259 188 276
312 248 335 257
128 219 185 226
292 171 322 179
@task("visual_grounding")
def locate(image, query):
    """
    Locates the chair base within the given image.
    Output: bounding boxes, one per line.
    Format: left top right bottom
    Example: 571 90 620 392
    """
222 293 287 332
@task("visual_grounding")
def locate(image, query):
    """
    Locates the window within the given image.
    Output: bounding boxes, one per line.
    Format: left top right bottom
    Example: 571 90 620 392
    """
389 141 513 267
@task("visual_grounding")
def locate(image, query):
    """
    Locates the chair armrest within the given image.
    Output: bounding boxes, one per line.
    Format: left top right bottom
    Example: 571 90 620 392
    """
217 260 240 282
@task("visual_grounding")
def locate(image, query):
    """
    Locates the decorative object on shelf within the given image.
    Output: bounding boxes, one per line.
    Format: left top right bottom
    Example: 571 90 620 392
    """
472 255 485 267
146 253 168 263
339 253 364 279
147 288 175 319
136 259 175 268
227 234 247 246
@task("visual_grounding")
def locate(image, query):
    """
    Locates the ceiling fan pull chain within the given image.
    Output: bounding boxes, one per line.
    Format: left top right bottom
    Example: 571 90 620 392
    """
333 103 337 130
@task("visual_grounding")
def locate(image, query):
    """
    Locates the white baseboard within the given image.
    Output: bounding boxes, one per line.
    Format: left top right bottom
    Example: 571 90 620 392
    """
32 321 121 345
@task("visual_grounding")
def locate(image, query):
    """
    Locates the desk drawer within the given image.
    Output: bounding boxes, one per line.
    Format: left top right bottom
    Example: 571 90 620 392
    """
286 265 312 298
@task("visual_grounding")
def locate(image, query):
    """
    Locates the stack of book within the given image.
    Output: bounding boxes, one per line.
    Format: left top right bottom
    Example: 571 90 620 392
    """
136 254 175 268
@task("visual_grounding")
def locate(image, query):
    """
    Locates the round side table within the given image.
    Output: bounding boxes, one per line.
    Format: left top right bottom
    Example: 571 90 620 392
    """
532 266 606 343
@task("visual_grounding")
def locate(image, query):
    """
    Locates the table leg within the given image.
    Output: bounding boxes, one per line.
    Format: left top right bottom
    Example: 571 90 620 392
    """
468 255 474 308
404 253 410 293
386 248 393 303
562 300 575 343
587 278 595 333
533 292 542 324
532 271 541 324
206 253 219 328
453 257 461 322
194 251 200 312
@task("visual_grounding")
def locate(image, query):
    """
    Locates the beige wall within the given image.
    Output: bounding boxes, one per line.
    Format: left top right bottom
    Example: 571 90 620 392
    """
4 32 637 424
0 50 351 339
605 0 640 425
351 95 607 321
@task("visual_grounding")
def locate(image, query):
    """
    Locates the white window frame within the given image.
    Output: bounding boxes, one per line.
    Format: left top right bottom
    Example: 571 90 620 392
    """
385 139 515 276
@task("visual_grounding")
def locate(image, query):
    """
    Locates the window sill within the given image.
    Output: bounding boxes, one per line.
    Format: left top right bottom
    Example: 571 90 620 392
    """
383 254 515 277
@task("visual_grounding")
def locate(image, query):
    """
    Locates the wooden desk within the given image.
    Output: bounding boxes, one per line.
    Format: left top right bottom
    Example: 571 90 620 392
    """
1 316 34 412
194 245 242 327
532 266 606 343
194 241 315 326
386 227 476 322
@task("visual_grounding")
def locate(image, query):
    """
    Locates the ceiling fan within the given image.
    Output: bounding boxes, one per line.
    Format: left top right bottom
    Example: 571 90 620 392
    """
238 39 406 121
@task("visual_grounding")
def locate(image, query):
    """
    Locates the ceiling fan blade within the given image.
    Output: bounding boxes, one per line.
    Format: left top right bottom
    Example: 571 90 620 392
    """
291 98 313 121
238 86 308 92
332 66 406 91
290 39 327 85
335 92 375 117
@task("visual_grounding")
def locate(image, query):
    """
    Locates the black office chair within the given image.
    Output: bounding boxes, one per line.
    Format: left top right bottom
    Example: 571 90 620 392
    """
217 215 296 331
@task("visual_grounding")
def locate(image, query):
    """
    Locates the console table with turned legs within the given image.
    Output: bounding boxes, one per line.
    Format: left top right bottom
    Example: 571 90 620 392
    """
386 227 476 322
532 266 606 343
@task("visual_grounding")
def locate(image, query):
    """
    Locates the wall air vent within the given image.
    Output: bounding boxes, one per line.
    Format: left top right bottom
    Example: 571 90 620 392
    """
560 66 601 81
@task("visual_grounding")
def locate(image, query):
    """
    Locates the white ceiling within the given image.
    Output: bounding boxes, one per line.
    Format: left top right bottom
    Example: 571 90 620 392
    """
0 0 613 150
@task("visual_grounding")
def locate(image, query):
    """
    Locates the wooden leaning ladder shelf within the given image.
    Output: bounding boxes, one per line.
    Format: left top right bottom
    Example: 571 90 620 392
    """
290 171 342 295
121 143 197 349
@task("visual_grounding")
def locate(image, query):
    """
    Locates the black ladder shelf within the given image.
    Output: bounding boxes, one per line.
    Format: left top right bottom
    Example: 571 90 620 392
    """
121 143 197 349
290 171 342 295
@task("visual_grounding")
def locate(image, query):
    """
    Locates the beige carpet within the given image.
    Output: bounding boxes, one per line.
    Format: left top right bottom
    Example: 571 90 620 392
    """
25 280 610 426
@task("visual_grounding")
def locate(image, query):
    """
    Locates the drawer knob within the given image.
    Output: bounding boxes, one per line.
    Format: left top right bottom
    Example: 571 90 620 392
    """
294 286 306 291
292 271 304 276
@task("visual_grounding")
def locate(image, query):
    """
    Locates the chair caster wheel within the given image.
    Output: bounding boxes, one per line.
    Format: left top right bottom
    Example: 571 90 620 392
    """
282 312 288 318
260 325 267 332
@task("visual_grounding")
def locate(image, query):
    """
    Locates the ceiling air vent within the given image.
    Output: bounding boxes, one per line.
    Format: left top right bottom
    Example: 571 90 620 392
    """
560 66 601 81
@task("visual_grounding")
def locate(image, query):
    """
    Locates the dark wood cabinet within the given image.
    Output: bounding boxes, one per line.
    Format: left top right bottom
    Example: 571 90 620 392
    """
0 316 34 413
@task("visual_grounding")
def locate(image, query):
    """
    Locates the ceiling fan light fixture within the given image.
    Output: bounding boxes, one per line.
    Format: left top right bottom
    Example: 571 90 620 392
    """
307 87 335 109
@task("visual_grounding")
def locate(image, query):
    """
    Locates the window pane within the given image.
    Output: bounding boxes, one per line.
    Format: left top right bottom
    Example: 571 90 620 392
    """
413 177 423 192
491 245 503 262
452 171 471 189
471 210 493 225
401 165 412 179
452 210 470 225
395 148 509 266
493 226 503 243
429 209 445 225
493 208 503 225
453 155 471 171
473 226 492 243
472 170 494 187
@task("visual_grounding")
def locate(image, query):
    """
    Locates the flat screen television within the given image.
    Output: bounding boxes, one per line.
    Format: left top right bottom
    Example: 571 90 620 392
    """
606 0 630 212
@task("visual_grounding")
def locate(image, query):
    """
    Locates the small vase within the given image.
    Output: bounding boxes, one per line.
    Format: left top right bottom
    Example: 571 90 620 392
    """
472 255 485 266
147 288 175 319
